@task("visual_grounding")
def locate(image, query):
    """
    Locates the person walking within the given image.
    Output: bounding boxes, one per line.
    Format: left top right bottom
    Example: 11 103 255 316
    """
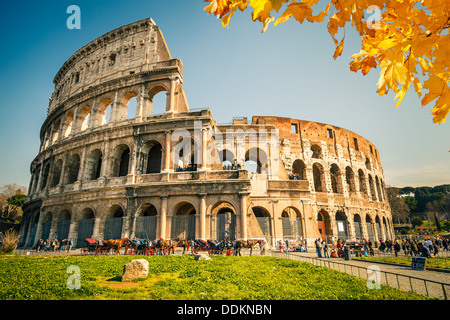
322 240 329 258
285 239 290 253
394 240 401 257
67 238 73 252
315 238 322 258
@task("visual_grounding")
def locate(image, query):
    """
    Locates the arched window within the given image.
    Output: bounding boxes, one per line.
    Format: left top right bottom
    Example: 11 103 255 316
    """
135 203 157 239
146 143 162 174
104 205 124 240
292 159 306 180
148 85 168 115
368 174 377 200
78 105 91 131
66 154 81 184
245 147 268 175
345 166 356 192
40 161 51 191
112 145 130 177
63 112 74 138
76 208 95 248
252 207 272 243
329 164 342 193
354 214 362 239
312 163 325 192
95 98 112 126
358 169 367 195
50 159 63 188
335 211 348 239
85 149 103 180
171 202 196 240
119 91 138 121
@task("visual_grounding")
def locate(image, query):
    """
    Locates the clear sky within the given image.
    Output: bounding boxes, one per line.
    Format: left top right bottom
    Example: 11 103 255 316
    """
0 0 448 189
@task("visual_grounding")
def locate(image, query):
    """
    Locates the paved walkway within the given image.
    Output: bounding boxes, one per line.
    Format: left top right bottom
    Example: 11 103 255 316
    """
269 250 450 300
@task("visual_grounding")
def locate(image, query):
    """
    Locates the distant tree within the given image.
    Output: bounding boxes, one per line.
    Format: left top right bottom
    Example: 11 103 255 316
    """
387 187 410 223
404 196 418 212
0 184 27 223
400 186 415 195
434 213 442 231
411 216 423 228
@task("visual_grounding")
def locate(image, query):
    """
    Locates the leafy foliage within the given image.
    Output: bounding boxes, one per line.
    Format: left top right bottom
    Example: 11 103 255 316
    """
204 0 450 123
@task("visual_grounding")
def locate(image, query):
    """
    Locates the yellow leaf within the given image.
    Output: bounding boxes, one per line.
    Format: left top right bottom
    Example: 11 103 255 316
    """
431 90 450 124
274 2 313 26
382 61 409 92
333 38 344 60
394 81 410 108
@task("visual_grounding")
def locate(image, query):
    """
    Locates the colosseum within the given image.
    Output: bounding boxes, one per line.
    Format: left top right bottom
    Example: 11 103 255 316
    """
19 18 393 250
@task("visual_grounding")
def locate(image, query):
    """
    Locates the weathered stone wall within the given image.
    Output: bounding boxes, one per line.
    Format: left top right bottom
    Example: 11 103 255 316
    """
19 18 393 250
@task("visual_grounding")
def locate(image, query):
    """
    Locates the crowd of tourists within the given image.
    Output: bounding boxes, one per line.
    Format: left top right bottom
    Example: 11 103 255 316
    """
378 236 449 258
35 238 74 252
309 235 449 259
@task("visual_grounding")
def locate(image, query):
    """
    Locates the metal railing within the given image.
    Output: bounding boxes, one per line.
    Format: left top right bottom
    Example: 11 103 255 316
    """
269 251 449 300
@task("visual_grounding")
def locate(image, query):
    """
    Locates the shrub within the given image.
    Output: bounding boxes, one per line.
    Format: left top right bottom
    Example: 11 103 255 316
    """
0 229 20 254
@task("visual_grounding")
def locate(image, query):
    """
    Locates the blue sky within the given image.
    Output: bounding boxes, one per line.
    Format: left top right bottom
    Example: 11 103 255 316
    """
0 0 448 189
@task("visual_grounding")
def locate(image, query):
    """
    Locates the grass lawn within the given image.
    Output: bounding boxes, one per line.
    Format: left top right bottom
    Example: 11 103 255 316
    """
0 254 431 300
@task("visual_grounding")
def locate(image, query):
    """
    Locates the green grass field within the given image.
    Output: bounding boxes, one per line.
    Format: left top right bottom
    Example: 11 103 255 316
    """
0 254 430 300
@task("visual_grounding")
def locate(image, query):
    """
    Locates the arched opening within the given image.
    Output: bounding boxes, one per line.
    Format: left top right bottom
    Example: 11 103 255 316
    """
375 215 382 241
52 120 61 143
146 143 162 174
221 149 235 170
104 205 124 240
174 137 199 172
291 159 306 180
50 159 63 188
245 147 268 175
335 211 348 239
149 86 168 115
63 112 73 138
119 91 138 121
211 202 236 241
95 98 112 126
252 206 272 243
41 212 53 241
358 169 367 195
281 207 302 240
126 96 138 120
56 210 71 243
85 149 103 181
40 161 51 191
317 210 331 241
375 176 383 202
312 163 325 192
76 208 95 248
135 203 157 240
365 157 372 170
66 154 81 184
382 216 389 240
354 214 362 240
78 105 91 132
329 164 342 193
366 215 374 241
345 166 356 192
368 174 377 200
112 145 130 177
171 202 196 240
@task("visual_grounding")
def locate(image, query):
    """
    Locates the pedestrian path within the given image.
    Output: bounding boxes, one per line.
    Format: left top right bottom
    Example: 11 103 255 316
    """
270 250 450 300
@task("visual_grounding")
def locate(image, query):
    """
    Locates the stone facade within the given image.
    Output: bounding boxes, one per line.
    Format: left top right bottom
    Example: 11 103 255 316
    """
19 18 393 250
